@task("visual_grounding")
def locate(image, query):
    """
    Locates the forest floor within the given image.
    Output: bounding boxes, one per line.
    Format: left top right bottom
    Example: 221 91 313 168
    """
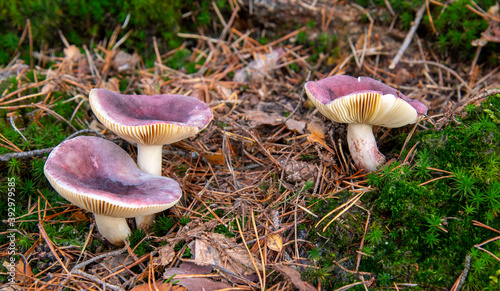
1 1 500 291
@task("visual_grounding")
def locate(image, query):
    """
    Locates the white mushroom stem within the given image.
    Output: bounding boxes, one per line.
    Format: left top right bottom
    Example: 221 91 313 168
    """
136 144 164 228
94 214 131 245
137 144 163 176
347 123 386 173
135 214 156 229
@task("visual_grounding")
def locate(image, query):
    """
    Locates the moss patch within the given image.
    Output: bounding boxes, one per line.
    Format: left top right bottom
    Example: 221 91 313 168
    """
305 94 500 289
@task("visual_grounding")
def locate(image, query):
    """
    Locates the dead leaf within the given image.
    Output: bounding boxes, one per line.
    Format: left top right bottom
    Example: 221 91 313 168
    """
215 84 234 100
112 50 140 73
89 253 135 286
41 69 57 93
306 120 336 155
159 245 176 266
472 3 500 46
285 118 306 134
274 264 316 291
70 210 88 221
307 121 327 147
244 110 283 127
202 149 225 166
189 233 262 276
14 260 33 283
102 77 120 92
63 45 81 62
130 282 187 291
173 219 219 242
234 48 284 83
40 81 57 94
2 260 15 278
267 233 283 252
163 262 232 291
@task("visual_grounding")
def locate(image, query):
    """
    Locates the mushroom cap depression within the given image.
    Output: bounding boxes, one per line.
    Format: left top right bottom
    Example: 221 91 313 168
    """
305 75 428 127
44 136 182 217
89 88 213 146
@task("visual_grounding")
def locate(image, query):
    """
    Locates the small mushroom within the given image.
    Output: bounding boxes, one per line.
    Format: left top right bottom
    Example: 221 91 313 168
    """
89 88 213 227
305 75 427 172
44 136 182 245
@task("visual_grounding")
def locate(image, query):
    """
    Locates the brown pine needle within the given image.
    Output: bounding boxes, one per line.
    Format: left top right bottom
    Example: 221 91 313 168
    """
425 0 437 34
236 218 263 289
472 220 500 234
418 174 454 186
426 167 454 174
38 223 70 274
0 132 22 152
251 211 266 290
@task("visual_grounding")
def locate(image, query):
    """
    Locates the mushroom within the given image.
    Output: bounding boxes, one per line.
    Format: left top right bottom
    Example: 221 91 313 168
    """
305 75 427 172
44 136 182 245
89 89 213 227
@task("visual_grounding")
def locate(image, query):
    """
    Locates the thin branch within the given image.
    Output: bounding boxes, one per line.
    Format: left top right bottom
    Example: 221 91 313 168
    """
72 270 125 291
0 129 108 161
389 4 426 69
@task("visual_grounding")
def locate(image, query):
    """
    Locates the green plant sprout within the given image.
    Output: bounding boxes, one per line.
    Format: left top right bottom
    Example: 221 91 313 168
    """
484 109 500 123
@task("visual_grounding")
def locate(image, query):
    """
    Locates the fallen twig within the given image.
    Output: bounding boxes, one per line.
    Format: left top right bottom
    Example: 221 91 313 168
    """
451 253 471 291
0 129 108 161
72 269 125 291
389 4 426 70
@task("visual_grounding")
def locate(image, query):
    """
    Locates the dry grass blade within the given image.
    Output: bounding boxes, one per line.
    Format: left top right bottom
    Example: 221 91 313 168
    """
315 191 367 232
33 104 77 131
425 0 437 34
251 211 266 290
333 280 368 291
472 220 500 234
236 218 263 289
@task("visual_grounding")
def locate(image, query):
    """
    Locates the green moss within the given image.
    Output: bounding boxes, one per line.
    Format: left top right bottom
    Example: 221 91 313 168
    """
0 71 103 262
0 0 231 65
355 0 499 62
213 223 236 238
129 229 153 257
306 94 500 289
153 214 176 237
305 192 370 288
288 63 300 73
179 216 191 226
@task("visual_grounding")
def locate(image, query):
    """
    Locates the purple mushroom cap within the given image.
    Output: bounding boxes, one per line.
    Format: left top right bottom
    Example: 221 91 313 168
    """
89 89 213 145
44 136 182 217
305 75 428 116
305 75 429 172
